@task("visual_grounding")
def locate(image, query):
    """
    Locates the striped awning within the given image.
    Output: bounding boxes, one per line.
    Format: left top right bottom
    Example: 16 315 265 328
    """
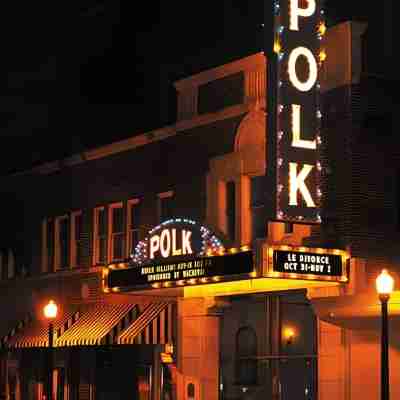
7 308 80 348
56 303 136 346
118 302 174 345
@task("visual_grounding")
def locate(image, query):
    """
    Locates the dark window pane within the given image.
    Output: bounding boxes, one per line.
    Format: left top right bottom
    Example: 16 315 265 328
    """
59 218 70 268
112 207 124 233
251 175 268 207
75 214 82 239
130 203 141 227
112 234 124 260
284 222 294 234
98 209 106 235
226 182 235 241
99 237 107 264
47 220 54 272
75 214 83 267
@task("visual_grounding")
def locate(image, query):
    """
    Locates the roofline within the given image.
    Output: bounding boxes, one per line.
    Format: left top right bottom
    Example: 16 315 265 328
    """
10 102 251 178
174 52 266 91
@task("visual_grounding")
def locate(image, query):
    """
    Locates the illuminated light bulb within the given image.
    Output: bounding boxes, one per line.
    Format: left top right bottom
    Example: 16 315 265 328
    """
277 211 284 219
212 276 220 282
316 110 322 119
201 278 208 283
189 279 196 285
278 184 284 193
376 269 394 296
316 162 322 171
229 248 238 254
283 327 295 344
152 283 160 288
273 40 282 54
278 158 283 167
278 52 285 61
250 271 257 278
278 131 284 140
319 50 327 63
278 25 284 34
318 22 327 36
177 280 185 286
240 245 250 252
317 136 322 145
112 287 120 292
278 104 284 113
44 300 58 320
164 282 170 287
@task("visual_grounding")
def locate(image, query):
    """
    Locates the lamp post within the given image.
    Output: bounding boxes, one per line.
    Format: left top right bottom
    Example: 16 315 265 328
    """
376 269 394 400
43 300 58 400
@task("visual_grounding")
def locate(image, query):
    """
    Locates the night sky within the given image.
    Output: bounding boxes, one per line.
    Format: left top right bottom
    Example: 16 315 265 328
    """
0 1 371 174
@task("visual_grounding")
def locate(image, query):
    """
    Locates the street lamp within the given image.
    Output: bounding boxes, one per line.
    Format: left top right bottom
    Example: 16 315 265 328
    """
376 269 394 400
43 300 58 400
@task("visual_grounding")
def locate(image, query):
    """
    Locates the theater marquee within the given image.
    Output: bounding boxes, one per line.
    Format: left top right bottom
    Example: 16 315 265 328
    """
266 0 326 223
266 245 349 282
103 218 254 292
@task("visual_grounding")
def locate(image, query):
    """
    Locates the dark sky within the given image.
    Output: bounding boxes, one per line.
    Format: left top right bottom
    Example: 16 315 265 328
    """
0 1 369 175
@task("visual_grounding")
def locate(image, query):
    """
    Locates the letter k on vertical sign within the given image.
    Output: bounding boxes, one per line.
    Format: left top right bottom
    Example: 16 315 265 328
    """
266 0 325 223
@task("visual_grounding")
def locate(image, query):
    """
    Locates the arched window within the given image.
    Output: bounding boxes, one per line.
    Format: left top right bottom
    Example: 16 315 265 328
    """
235 326 258 385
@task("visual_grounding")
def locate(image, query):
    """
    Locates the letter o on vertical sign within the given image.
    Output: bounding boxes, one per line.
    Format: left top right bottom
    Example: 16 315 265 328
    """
288 46 318 92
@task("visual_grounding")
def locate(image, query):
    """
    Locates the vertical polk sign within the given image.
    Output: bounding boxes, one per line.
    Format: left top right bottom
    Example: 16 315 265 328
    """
266 0 326 223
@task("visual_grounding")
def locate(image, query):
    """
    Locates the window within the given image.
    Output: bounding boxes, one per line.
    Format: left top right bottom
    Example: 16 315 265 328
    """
235 326 258 385
250 176 268 240
43 212 84 272
71 211 83 267
47 219 55 272
226 181 236 241
55 216 70 270
127 199 141 257
110 203 124 261
158 191 174 222
284 222 294 234
94 207 107 265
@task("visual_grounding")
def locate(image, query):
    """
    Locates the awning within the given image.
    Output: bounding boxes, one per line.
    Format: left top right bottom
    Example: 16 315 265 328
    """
7 308 79 348
118 302 174 345
56 302 136 346
2 301 175 348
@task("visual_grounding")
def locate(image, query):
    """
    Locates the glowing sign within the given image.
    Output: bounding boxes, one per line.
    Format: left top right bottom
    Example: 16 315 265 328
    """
267 0 325 223
104 218 254 291
273 249 342 277
131 218 225 266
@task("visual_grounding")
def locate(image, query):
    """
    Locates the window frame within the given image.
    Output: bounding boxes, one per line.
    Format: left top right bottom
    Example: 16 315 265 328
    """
127 198 141 258
157 190 174 223
54 215 70 271
109 202 125 262
71 211 83 268
93 206 107 265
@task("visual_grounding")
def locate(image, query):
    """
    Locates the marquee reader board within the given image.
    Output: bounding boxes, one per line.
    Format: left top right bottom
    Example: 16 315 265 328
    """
102 218 255 292
266 244 349 282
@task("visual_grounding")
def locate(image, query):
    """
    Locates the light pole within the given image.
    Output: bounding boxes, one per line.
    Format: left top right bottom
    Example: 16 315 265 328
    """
43 300 58 400
376 269 394 400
